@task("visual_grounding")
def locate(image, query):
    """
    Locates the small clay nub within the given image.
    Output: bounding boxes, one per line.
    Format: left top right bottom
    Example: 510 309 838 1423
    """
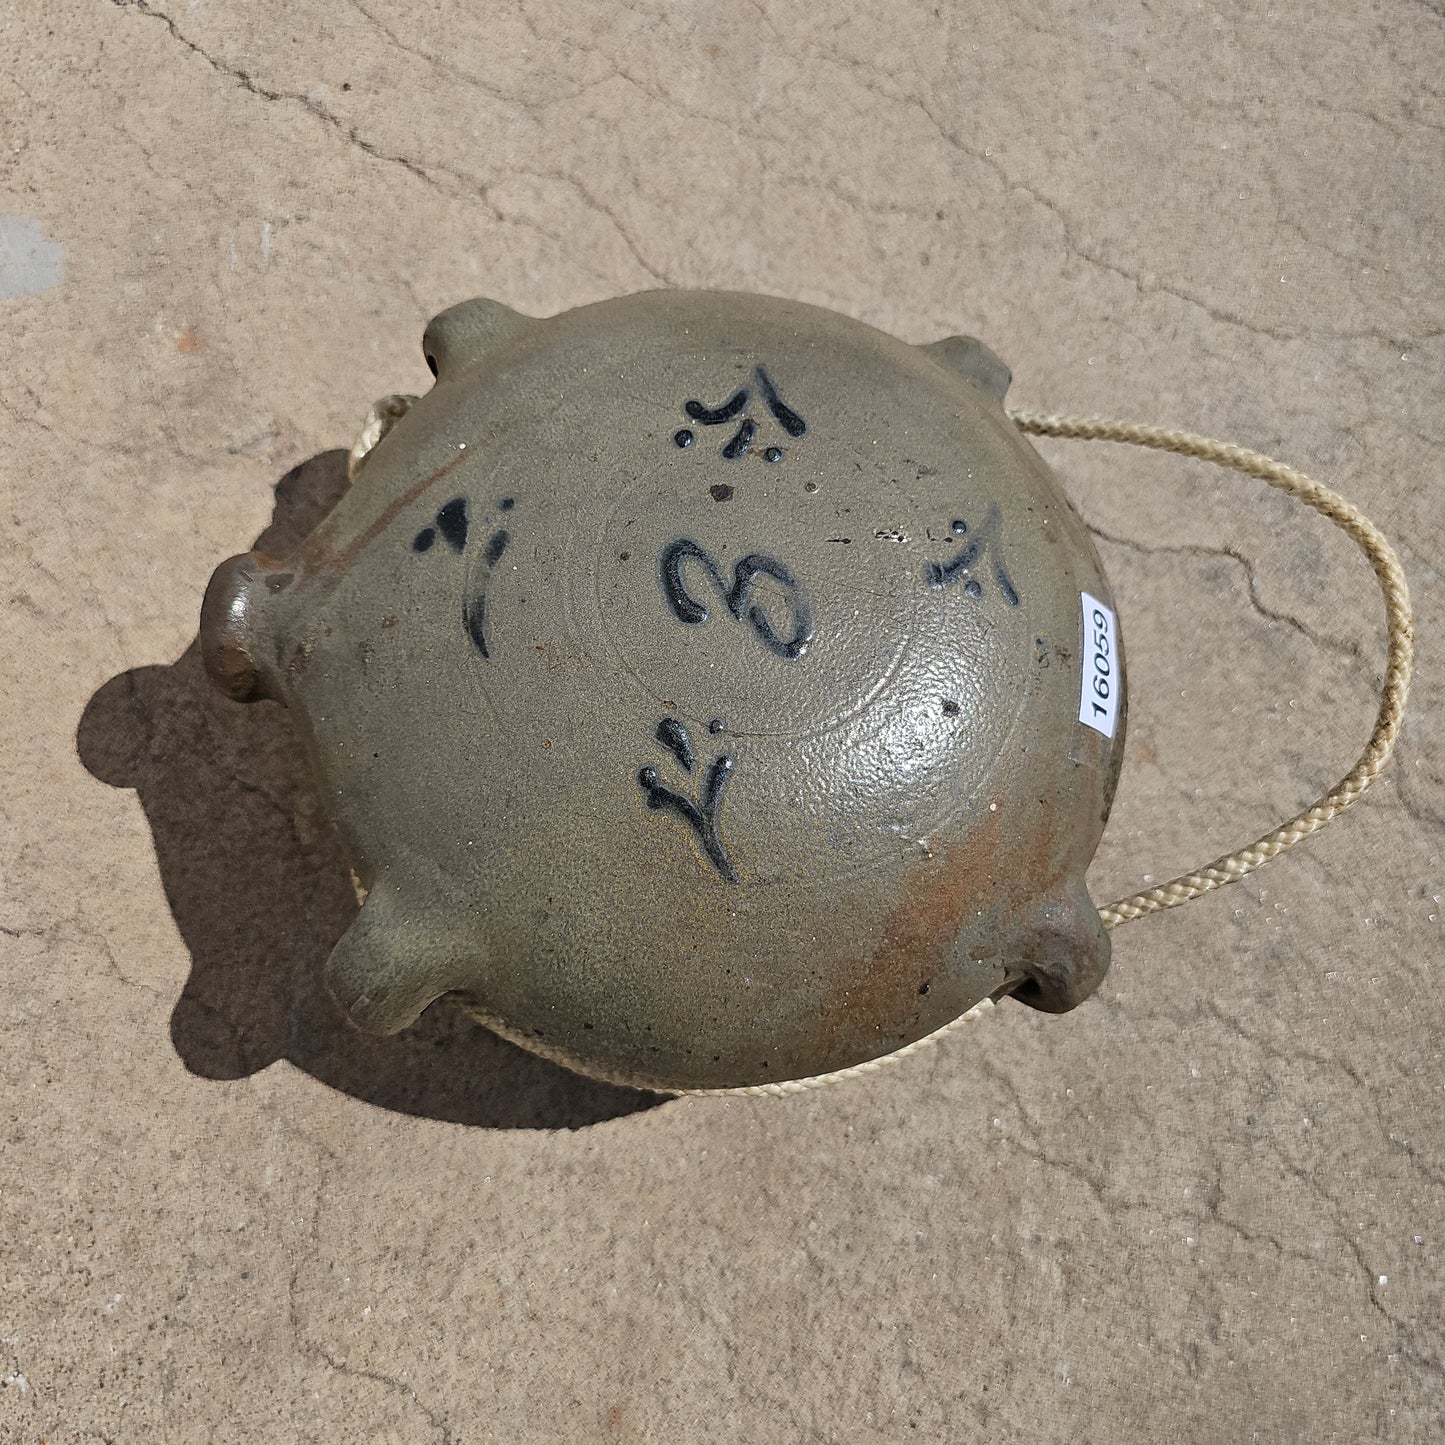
198 551 285 704
1007 876 1111 1014
921 335 1012 402
325 880 464 1035
421 298 536 381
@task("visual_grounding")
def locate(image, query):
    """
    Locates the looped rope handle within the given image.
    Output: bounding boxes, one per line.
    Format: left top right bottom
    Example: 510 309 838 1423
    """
1008 412 1414 929
453 416 1413 1100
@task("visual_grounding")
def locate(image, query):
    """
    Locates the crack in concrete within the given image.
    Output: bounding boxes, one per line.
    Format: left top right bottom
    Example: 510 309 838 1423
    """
75 911 164 998
1084 521 1370 670
1201 999 1364 1085
277 1141 458 1442
815 61 1445 350
344 0 551 114
1123 37 1445 151
1392 761 1445 833
1204 1206 1322 1267
108 1 450 190
311 1342 458 1443
976 1056 1118 1209
1084 515 1438 831
1093 992 1371 1097
1250 1128 1444 1381
105 0 658 290
508 164 672 285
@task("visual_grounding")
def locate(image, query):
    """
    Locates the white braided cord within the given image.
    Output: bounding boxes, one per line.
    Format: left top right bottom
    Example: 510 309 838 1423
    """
1009 413 1413 929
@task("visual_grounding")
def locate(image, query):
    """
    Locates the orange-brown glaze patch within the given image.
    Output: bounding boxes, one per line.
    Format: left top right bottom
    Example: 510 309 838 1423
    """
174 328 202 353
294 446 471 582
805 781 1074 1074
805 801 1007 1072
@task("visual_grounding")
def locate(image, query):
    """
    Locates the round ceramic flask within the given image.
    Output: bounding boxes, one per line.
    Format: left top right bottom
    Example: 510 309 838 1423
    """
201 291 1127 1091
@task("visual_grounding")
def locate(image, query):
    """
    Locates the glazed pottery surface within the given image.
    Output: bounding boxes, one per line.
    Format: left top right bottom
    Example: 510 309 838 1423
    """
201 291 1127 1089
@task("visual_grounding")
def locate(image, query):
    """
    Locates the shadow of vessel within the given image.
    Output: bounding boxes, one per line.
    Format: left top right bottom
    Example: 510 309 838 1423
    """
77 449 658 1130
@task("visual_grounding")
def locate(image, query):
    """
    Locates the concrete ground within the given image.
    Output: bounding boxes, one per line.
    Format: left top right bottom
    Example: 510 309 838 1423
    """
2 2 1441 1440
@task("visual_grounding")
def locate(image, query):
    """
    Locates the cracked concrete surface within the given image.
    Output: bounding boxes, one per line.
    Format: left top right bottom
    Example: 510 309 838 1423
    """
3 1 1442 1439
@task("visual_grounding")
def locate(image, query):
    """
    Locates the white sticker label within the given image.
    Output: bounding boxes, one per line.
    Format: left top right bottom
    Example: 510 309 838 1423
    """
1078 592 1121 739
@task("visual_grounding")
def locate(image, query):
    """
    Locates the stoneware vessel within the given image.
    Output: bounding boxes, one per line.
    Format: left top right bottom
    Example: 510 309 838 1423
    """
201 291 1126 1092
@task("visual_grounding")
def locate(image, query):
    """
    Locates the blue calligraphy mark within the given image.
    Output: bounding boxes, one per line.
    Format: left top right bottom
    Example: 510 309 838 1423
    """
658 539 814 660
684 389 748 425
411 495 517 659
639 718 737 884
755 365 806 437
679 366 806 461
924 501 1020 606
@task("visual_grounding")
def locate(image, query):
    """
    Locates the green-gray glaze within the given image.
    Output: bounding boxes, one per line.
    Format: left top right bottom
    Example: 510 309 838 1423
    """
201 291 1127 1091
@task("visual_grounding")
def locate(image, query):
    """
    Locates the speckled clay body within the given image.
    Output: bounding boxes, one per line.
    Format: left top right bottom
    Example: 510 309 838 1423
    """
201 291 1127 1091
